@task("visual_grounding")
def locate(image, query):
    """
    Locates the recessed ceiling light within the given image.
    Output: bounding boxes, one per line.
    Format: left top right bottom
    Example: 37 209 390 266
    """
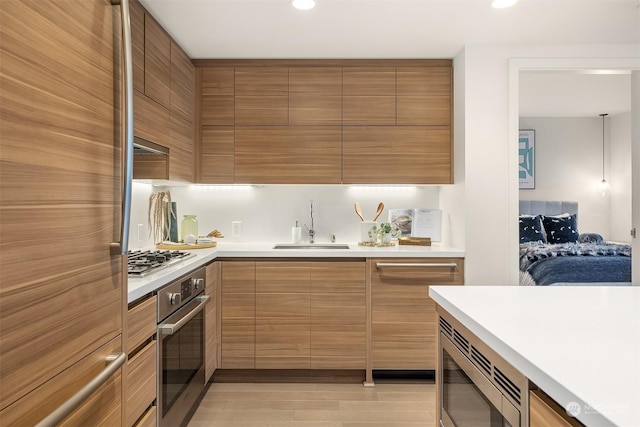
292 0 315 10
491 0 518 8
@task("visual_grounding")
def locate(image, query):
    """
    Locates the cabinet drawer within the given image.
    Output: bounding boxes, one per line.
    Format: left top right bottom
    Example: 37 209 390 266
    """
133 405 157 427
371 258 463 284
126 340 157 427
127 295 157 354
0 338 122 426
530 390 580 427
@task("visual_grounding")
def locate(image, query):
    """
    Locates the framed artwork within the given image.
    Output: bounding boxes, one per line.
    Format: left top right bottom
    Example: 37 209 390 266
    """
519 129 535 189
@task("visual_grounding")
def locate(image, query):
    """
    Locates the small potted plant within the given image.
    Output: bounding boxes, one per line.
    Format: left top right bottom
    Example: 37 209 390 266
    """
368 222 395 246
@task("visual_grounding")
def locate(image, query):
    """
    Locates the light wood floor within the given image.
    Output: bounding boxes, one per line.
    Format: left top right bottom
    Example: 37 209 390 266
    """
188 381 437 427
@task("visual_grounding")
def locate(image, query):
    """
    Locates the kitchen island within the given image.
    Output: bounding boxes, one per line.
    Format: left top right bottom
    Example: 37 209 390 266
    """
429 285 640 427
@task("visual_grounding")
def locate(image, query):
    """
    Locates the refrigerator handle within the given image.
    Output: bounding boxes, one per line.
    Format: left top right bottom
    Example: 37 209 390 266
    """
111 0 133 256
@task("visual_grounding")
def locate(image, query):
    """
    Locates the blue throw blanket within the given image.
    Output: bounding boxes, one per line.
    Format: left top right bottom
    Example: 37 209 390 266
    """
519 241 631 285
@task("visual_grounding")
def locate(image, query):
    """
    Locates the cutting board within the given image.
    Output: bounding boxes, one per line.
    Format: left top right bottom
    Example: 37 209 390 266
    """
155 242 217 250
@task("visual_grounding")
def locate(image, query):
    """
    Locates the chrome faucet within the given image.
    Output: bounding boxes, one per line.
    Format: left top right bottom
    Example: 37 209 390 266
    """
304 200 315 243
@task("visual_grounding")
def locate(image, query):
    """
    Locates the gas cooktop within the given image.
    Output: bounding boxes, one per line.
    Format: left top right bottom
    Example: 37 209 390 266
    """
127 249 193 277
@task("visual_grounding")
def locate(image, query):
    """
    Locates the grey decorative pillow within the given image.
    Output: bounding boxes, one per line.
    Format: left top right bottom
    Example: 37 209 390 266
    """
542 214 579 244
519 215 545 243
578 233 605 244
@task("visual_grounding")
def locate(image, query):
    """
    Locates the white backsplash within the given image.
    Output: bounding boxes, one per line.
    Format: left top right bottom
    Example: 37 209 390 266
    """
128 183 441 249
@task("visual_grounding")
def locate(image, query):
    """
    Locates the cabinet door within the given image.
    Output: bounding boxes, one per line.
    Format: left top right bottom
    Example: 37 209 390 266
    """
289 67 342 125
255 262 311 369
221 262 255 368
235 67 288 125
235 126 342 184
343 67 396 125
200 126 235 183
170 40 195 123
169 113 194 182
397 67 451 126
130 0 145 92
205 262 219 382
343 126 452 184
310 262 366 369
371 258 463 370
0 0 123 413
144 12 171 108
134 89 171 148
201 67 234 126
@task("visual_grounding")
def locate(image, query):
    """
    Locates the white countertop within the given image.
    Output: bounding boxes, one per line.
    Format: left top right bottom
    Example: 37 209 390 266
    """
128 241 464 303
429 286 640 427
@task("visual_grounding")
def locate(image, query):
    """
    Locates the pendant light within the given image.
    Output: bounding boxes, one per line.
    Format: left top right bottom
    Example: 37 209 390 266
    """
599 113 609 195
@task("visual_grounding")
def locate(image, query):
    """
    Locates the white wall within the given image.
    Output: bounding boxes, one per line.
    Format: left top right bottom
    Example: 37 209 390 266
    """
448 44 639 286
518 116 632 241
610 112 633 244
128 184 441 250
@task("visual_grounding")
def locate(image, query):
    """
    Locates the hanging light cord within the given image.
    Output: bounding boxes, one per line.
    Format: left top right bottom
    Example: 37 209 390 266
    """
600 113 608 183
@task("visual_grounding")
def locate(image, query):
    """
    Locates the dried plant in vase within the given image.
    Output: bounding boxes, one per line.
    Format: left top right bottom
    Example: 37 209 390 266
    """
148 191 175 244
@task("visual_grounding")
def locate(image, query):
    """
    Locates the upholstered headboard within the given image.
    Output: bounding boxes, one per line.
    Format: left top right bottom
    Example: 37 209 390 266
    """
519 200 578 216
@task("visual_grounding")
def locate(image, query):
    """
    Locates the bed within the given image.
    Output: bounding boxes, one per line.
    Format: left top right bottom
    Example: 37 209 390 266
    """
519 200 632 286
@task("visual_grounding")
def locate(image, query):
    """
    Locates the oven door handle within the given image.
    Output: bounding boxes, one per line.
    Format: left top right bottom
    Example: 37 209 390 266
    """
158 295 210 335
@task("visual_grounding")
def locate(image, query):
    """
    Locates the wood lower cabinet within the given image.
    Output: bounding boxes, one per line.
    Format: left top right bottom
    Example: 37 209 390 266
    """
256 262 311 369
371 258 464 370
205 262 220 381
310 262 366 369
221 261 256 369
529 390 581 427
219 260 366 370
126 295 157 427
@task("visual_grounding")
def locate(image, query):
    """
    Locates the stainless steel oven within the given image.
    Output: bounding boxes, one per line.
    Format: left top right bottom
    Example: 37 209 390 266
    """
157 267 209 427
438 312 528 427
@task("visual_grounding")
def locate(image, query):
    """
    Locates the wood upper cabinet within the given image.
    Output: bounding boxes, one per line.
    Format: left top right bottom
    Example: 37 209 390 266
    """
343 67 396 125
169 113 194 182
201 67 234 126
343 126 452 184
310 262 366 369
0 0 123 422
194 60 453 184
200 126 235 183
255 262 311 369
220 261 256 369
397 67 451 126
205 262 219 382
144 12 171 108
235 67 288 125
130 0 145 93
235 126 342 184
134 89 171 148
371 258 463 370
289 67 342 125
170 40 195 123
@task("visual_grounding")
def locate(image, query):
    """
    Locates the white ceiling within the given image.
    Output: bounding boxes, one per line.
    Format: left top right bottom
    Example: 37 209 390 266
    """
140 0 639 116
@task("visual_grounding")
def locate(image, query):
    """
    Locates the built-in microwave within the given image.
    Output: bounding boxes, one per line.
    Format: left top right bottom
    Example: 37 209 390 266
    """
438 311 528 427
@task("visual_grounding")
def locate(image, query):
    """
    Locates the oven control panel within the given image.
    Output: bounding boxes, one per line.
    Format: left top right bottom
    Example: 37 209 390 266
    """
157 267 206 321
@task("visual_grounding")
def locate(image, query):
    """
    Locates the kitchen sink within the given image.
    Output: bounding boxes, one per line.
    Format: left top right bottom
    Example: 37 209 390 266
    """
273 243 350 250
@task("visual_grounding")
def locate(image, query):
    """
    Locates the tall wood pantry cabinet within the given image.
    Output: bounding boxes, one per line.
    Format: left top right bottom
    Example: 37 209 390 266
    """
0 0 125 425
